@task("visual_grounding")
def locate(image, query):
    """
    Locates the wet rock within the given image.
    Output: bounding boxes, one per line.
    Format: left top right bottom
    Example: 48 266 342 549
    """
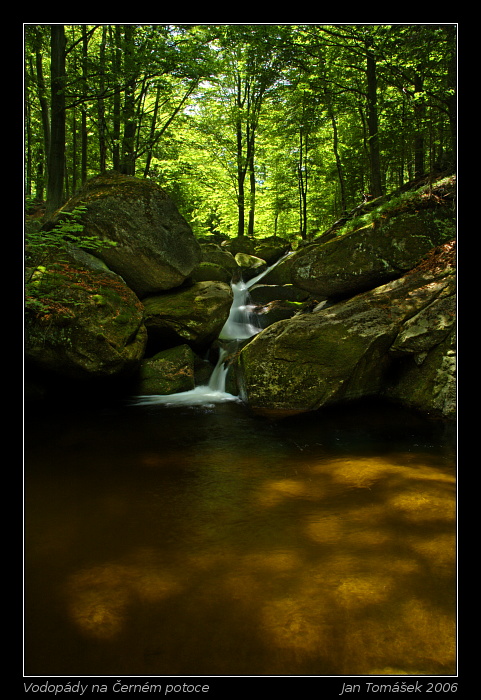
137 345 196 395
143 281 233 353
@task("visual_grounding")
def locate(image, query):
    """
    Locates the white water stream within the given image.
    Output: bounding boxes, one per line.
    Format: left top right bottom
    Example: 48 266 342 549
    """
135 255 289 406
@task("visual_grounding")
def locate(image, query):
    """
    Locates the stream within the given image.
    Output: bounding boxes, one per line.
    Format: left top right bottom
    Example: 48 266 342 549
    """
24 260 457 678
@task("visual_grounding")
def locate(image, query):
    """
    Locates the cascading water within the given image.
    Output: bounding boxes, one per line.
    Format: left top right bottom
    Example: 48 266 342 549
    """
135 254 290 406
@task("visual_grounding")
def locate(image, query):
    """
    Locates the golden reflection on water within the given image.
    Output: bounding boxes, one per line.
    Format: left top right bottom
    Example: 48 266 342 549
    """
67 552 184 640
26 410 456 676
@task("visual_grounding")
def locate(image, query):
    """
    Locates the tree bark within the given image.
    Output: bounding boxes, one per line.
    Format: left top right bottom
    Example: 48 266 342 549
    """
81 26 88 184
46 24 66 217
413 70 425 178
111 25 122 172
120 25 137 176
365 37 383 198
97 26 108 173
329 105 347 214
34 42 50 179
297 128 308 239
236 115 246 237
247 139 256 237
444 25 457 167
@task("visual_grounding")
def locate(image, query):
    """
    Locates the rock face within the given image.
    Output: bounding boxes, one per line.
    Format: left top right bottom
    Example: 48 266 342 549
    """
239 242 456 419
143 281 233 352
199 243 238 274
253 236 291 265
137 345 196 395
291 208 455 299
44 172 201 298
26 171 456 419
25 250 147 380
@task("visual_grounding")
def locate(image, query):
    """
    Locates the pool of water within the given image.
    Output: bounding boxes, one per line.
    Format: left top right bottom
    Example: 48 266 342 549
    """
24 397 456 677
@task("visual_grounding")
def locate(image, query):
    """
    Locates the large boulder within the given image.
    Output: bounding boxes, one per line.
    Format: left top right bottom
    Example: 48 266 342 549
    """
253 237 291 265
384 243 456 417
43 172 201 298
199 243 238 274
260 253 297 285
249 284 310 304
189 262 232 284
222 236 256 256
142 281 233 352
291 177 456 299
238 242 456 418
188 243 238 283
25 249 147 381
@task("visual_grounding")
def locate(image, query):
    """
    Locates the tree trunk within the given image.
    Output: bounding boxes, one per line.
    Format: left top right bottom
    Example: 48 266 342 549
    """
247 139 256 237
120 26 137 176
71 107 77 193
445 25 457 168
98 26 108 173
111 25 122 172
143 83 162 178
236 75 246 237
365 38 383 198
297 129 308 239
330 107 347 214
34 44 50 180
46 24 66 217
81 26 88 184
413 70 425 178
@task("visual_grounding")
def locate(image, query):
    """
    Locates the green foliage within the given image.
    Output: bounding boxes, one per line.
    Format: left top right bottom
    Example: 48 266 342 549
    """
25 203 117 316
26 204 117 259
25 25 456 242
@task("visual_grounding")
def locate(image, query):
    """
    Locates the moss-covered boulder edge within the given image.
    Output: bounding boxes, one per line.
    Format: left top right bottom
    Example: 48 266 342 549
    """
25 171 456 419
238 241 456 420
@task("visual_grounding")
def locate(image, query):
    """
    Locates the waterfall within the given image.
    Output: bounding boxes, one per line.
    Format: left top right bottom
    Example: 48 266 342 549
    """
135 253 290 406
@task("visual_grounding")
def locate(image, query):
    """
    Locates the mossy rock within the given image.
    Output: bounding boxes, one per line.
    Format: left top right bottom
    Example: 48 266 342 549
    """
291 200 455 299
189 262 232 284
239 245 456 415
25 250 147 380
137 345 196 395
143 280 233 352
44 172 201 297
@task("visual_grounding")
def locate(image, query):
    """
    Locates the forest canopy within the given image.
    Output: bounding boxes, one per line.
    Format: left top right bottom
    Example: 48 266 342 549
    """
24 24 457 240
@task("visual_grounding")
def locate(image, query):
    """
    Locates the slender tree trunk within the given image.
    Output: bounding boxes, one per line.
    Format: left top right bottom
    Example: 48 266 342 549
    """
111 25 122 171
236 74 246 238
247 139 256 237
71 107 77 193
399 100 406 186
34 49 50 177
365 37 383 198
143 83 162 178
81 26 88 184
46 24 66 217
236 120 246 238
120 25 137 176
35 148 45 201
330 107 347 214
98 26 108 173
413 70 425 178
445 25 457 168
297 129 308 239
